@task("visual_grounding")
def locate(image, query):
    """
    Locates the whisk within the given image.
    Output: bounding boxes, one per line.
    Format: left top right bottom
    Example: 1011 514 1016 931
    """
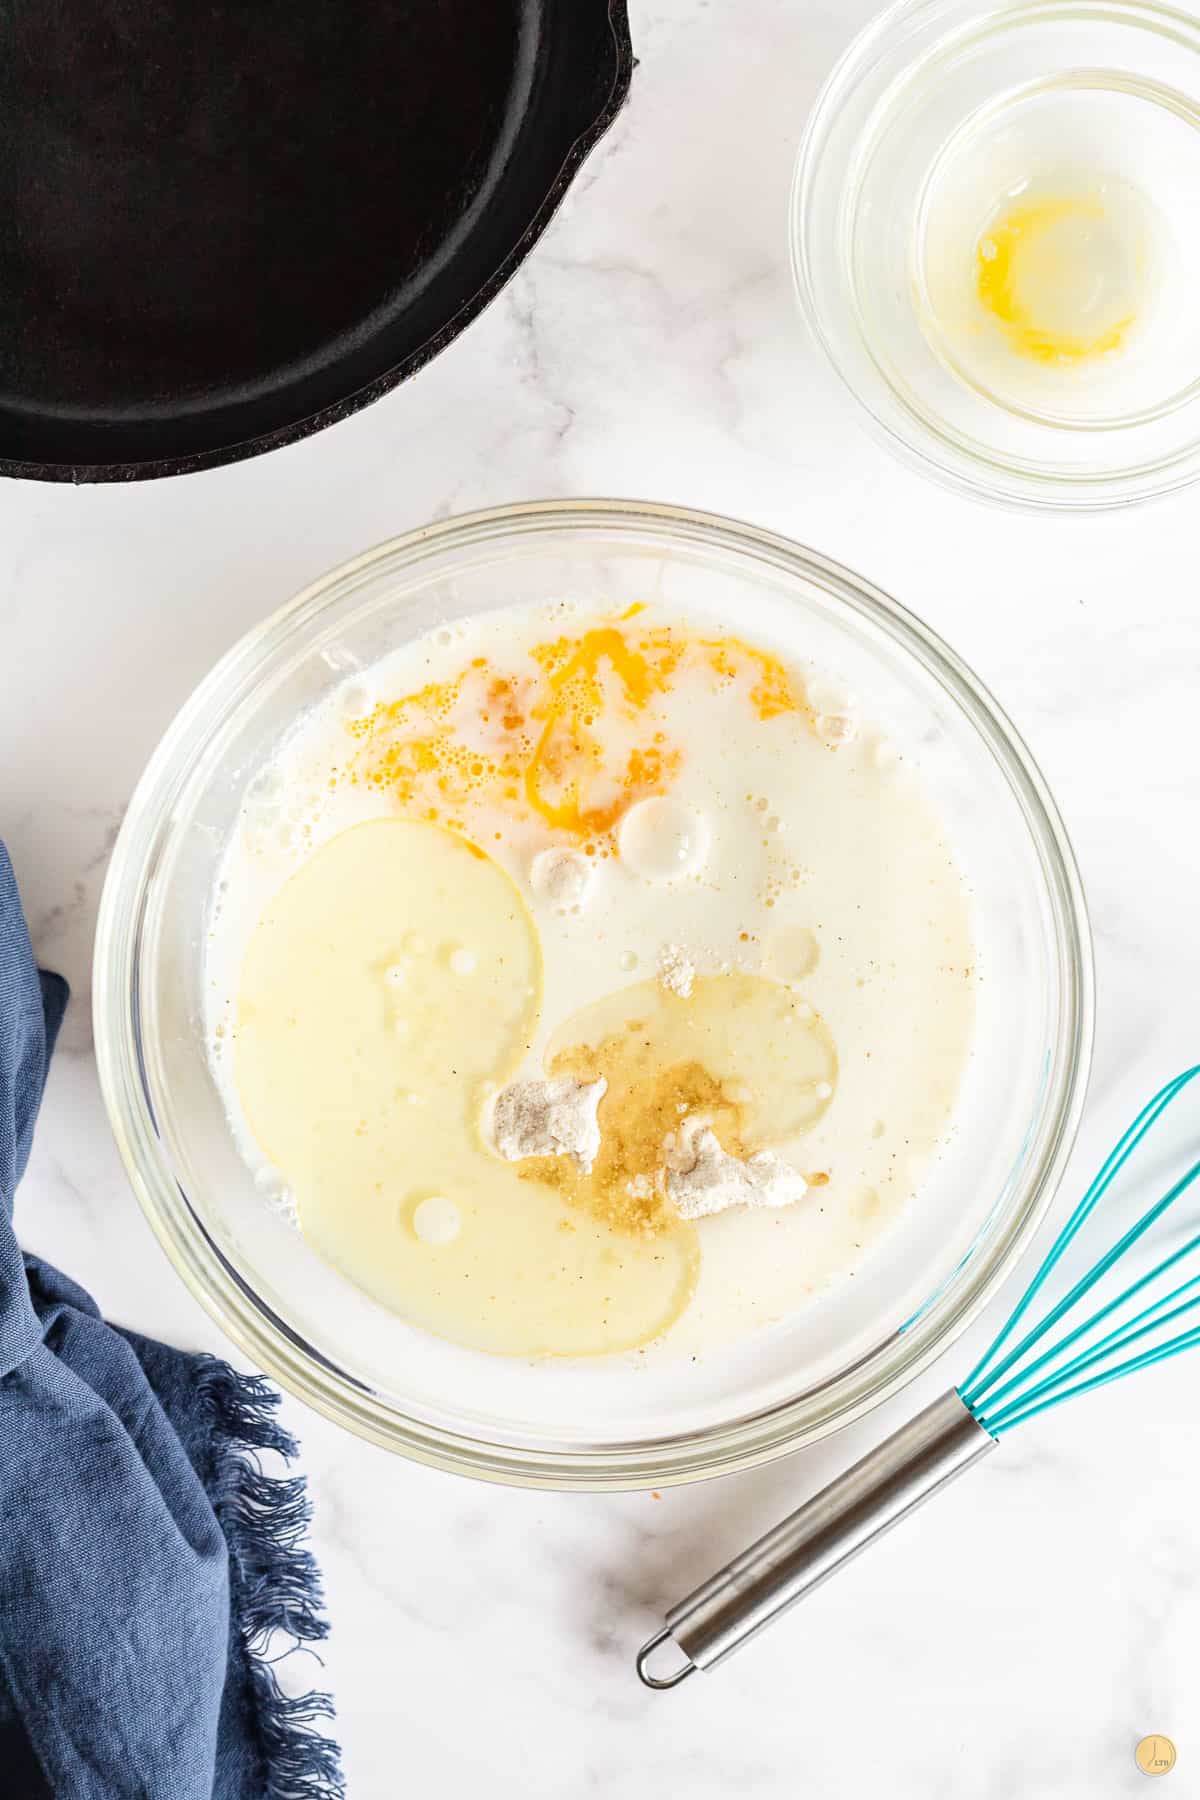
637 1067 1200 1688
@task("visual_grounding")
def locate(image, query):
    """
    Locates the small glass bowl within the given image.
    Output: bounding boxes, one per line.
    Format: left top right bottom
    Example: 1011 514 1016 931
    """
94 501 1093 1489
792 0 1200 509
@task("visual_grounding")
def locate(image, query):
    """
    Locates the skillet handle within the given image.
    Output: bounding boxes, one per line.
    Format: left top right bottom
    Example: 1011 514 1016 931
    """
636 1388 995 1688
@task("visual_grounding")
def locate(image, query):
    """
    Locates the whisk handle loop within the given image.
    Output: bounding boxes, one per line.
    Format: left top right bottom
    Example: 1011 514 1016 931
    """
636 1389 994 1688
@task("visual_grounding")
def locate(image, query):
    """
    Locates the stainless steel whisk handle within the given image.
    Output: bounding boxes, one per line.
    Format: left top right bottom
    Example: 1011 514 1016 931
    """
636 1389 996 1688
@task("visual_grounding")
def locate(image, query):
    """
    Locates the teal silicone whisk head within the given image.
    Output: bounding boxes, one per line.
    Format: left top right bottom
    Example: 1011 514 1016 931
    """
638 1068 1200 1689
960 1065 1200 1435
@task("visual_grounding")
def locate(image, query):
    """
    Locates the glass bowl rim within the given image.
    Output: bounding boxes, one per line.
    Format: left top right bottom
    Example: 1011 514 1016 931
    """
790 0 1200 512
93 497 1095 1489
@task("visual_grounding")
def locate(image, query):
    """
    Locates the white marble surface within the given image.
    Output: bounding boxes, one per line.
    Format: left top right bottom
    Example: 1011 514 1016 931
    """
4 0 1200 1792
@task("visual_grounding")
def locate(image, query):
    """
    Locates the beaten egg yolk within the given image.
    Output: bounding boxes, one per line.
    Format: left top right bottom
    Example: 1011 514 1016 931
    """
344 617 810 845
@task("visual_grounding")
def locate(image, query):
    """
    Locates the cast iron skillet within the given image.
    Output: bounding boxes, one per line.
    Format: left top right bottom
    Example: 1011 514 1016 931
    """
0 0 631 482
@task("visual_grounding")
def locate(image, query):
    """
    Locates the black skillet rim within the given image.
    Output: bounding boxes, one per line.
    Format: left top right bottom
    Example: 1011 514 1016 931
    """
1 2 633 485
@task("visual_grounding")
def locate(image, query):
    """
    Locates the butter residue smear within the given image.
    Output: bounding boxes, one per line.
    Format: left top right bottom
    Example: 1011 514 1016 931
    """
210 598 977 1361
975 187 1147 367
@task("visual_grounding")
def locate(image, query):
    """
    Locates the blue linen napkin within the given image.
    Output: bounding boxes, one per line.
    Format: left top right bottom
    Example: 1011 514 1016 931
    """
0 842 344 1799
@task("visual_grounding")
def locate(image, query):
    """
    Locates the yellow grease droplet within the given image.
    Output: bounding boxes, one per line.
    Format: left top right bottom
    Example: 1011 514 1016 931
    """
764 925 820 984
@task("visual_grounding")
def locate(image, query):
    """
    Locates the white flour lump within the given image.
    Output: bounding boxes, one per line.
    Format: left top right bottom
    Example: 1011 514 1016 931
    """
491 1076 607 1172
656 943 695 998
664 1116 808 1221
529 847 595 912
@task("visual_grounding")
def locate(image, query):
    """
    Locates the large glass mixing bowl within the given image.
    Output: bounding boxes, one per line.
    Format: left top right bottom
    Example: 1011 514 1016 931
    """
94 501 1093 1488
